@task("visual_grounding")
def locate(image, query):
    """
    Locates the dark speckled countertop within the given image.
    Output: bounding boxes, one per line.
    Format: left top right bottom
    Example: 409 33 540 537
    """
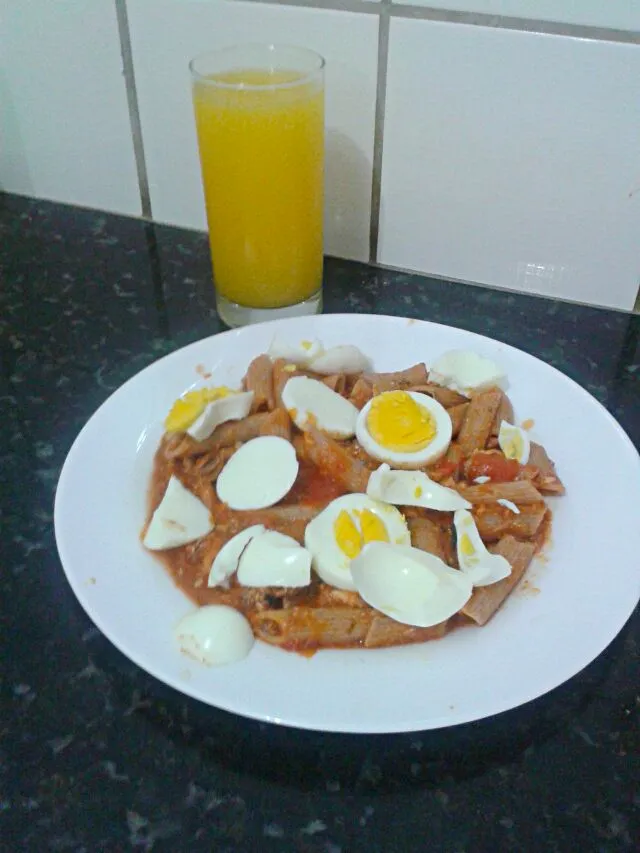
1 194 638 853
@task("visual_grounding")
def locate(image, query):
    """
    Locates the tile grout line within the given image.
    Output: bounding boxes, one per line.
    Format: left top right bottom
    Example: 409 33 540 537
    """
389 4 640 44
114 0 152 219
369 1 391 264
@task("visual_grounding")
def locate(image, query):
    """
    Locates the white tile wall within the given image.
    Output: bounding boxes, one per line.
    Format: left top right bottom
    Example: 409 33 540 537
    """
393 1 640 32
0 0 140 216
126 0 379 263
378 18 640 311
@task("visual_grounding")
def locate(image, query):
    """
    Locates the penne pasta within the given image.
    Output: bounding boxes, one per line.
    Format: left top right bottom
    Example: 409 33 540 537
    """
364 615 449 648
408 517 449 563
301 425 371 493
321 373 348 395
448 402 470 438
523 442 566 495
167 409 291 459
364 363 428 394
410 383 468 408
244 354 276 411
472 501 547 541
461 536 537 625
457 389 504 456
456 480 543 504
250 606 372 649
349 377 374 409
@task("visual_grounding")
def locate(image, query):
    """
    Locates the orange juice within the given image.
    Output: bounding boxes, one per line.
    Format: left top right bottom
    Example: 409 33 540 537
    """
193 68 324 309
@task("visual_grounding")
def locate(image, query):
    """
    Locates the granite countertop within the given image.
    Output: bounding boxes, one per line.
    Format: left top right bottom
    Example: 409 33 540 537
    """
1 194 638 853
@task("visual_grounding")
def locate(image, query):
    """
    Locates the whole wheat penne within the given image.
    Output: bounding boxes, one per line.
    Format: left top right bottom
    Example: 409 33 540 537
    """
491 392 515 436
250 607 372 649
408 517 449 562
349 377 374 409
316 586 366 608
189 409 292 458
410 383 468 408
301 425 370 493
272 357 304 407
218 505 319 547
321 373 348 395
457 389 503 455
456 480 543 504
472 502 547 541
461 536 537 625
448 402 470 438
364 615 449 648
243 354 276 411
364 363 428 394
523 442 565 495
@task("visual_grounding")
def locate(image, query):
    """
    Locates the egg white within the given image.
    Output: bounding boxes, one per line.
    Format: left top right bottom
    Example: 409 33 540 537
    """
304 494 410 591
356 391 452 469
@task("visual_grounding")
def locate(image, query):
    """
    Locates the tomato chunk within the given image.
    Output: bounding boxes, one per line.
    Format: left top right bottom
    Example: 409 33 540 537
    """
466 450 520 483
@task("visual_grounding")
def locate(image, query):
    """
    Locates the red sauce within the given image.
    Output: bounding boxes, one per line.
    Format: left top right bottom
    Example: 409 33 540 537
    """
284 460 346 506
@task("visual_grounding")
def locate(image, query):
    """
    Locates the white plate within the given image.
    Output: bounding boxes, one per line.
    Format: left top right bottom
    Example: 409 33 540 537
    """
54 314 640 733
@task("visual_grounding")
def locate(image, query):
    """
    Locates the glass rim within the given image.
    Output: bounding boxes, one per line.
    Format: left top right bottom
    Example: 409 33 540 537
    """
189 44 325 91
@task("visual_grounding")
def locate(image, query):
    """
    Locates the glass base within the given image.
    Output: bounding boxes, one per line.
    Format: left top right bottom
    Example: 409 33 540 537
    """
216 289 323 328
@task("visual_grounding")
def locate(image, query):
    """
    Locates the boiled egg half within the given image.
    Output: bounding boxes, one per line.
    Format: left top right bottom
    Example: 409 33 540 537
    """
430 350 506 395
356 390 452 468
174 605 254 665
216 436 299 510
367 463 471 511
165 386 236 432
186 390 254 441
281 376 358 438
498 420 531 465
143 476 213 550
453 509 511 586
351 542 473 627
304 493 410 590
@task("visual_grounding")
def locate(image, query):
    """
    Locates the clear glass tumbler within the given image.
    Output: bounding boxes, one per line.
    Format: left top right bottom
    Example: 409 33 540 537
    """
190 44 325 328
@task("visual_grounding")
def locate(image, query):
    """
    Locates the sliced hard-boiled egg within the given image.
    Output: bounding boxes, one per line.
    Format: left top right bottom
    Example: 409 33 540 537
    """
164 386 235 432
350 542 473 627
308 345 371 375
304 493 410 590
281 376 358 438
143 476 213 550
187 391 254 441
498 420 531 464
268 335 324 366
208 525 265 587
356 390 452 468
429 351 506 395
367 463 471 511
216 436 298 510
237 530 311 587
174 605 254 665
453 509 512 586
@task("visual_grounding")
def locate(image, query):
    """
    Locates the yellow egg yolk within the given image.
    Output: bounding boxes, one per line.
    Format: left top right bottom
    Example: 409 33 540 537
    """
164 387 234 432
459 533 475 557
502 430 525 461
366 391 436 452
334 509 389 559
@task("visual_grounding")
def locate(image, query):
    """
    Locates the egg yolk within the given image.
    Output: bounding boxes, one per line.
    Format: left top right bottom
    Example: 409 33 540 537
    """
367 391 436 452
502 429 524 461
459 533 475 557
334 509 389 559
165 386 233 432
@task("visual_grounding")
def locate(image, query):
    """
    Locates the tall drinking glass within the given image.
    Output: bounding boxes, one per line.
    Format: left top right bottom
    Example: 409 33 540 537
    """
190 45 325 328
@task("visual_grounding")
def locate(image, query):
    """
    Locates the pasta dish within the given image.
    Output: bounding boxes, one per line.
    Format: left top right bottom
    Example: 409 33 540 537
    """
141 339 564 665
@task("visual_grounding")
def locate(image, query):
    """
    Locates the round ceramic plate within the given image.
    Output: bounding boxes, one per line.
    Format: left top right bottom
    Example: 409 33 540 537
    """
54 314 640 733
